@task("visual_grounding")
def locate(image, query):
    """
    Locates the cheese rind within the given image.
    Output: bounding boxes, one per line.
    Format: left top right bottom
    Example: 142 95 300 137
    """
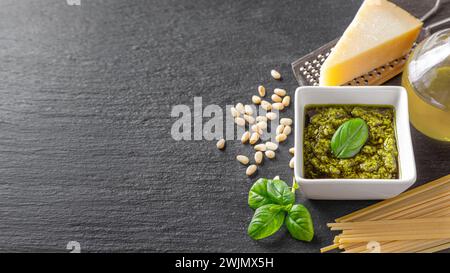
319 0 422 86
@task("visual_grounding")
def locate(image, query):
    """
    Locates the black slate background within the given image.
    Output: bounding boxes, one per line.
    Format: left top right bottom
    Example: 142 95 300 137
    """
0 0 448 252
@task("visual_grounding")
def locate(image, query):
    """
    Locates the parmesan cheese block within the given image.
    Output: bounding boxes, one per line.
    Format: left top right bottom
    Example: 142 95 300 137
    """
319 0 422 86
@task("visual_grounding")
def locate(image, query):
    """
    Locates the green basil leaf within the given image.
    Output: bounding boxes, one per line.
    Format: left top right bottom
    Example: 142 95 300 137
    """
267 179 295 206
285 204 314 242
248 178 295 210
248 178 272 210
331 118 369 159
247 204 285 240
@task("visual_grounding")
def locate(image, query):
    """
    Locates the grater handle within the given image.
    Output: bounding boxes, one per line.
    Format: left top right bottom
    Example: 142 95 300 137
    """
425 17 450 32
420 0 441 22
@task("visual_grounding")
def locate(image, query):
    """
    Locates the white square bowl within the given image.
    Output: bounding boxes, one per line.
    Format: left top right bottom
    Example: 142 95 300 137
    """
294 86 416 200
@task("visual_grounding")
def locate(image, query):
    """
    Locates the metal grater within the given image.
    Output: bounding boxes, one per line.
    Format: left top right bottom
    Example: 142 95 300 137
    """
292 0 445 87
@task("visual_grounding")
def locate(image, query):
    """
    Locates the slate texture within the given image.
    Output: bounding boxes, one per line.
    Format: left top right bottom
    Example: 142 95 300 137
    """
0 0 448 252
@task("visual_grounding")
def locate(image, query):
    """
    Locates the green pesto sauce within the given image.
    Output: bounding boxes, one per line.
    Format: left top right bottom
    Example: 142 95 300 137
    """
303 105 398 179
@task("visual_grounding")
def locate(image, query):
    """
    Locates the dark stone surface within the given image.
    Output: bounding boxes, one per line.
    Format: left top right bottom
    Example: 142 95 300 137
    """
0 0 448 252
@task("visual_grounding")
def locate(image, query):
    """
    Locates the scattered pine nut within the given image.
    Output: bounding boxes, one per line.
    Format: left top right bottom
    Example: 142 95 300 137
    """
216 139 225 150
254 151 263 165
272 103 284 111
258 85 266 97
244 105 253 115
244 114 255 124
274 88 286 97
235 117 245 127
289 147 295 155
261 100 272 111
257 121 267 130
252 95 261 105
241 131 250 144
266 112 277 121
235 103 245 114
254 144 267 152
275 133 287 143
265 150 276 159
276 124 285 135
246 164 257 176
256 116 267 122
249 132 260 144
251 124 263 135
273 176 280 180
271 94 282 103
282 96 290 107
289 157 295 169
236 155 249 165
231 107 239 118
265 141 278 151
271 69 281 80
280 118 292 126
283 125 292 136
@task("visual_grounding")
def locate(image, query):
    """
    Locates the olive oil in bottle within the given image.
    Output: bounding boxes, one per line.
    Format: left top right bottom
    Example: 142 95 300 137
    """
402 29 450 142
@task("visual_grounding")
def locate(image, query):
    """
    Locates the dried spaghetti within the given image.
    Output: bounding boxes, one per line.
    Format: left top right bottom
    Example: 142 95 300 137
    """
322 174 450 253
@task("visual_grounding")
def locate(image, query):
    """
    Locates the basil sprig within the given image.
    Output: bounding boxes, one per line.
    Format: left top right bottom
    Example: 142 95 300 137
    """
331 118 369 159
247 204 285 240
248 178 295 209
285 204 314 242
247 178 314 241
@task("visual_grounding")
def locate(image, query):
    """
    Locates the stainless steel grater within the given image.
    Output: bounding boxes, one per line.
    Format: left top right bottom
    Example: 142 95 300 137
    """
292 0 446 86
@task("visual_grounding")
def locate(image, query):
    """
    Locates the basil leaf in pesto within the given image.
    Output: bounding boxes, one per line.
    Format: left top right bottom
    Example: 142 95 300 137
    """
247 204 285 240
285 204 314 242
266 179 295 207
331 118 369 159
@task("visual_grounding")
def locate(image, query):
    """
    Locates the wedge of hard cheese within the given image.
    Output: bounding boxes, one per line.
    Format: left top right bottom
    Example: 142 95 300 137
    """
319 0 422 86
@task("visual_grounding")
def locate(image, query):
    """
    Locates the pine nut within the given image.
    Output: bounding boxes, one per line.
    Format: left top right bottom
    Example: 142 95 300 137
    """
236 155 249 165
244 105 253 115
282 96 290 107
276 133 287 143
241 131 250 144
216 139 225 150
283 125 292 136
254 151 263 165
256 116 267 122
265 141 278 151
246 164 257 176
252 95 261 105
265 150 275 159
289 157 295 169
261 100 272 111
280 118 292 126
258 85 266 97
257 121 267 130
276 124 285 135
244 114 255 124
266 112 277 121
273 176 280 180
272 103 284 111
271 69 281 80
289 147 295 155
254 144 266 152
274 88 286 97
235 117 245 127
249 132 260 144
236 103 245 114
251 124 263 135
231 107 239 117
271 94 282 103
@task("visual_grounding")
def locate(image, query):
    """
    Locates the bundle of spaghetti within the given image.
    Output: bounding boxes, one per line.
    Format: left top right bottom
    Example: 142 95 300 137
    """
321 174 450 253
